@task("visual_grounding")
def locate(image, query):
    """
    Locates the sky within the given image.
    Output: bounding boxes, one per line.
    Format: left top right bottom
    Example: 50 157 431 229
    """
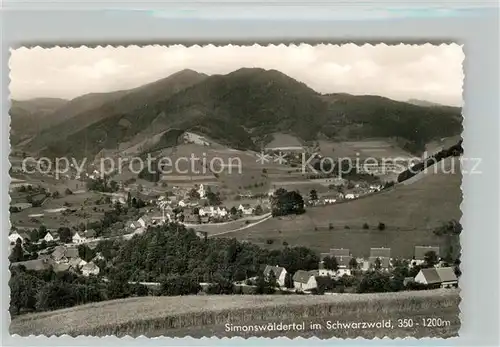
10 44 464 106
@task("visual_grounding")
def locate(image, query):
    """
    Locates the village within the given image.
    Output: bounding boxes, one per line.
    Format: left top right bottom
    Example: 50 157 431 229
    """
8 148 456 297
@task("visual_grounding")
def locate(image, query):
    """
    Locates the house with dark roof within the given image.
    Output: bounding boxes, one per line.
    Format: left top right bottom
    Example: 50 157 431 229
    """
414 267 458 288
51 245 67 262
292 270 317 291
84 229 96 239
369 247 391 270
414 246 440 265
263 265 287 287
319 248 353 277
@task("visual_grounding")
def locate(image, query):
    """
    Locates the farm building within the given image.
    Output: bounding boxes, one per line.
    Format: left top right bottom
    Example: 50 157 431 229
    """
263 265 288 287
414 267 458 288
43 232 57 242
81 262 100 277
319 248 352 277
8 232 25 244
292 270 318 291
51 246 79 263
84 229 96 239
72 232 86 244
238 204 254 215
369 248 391 270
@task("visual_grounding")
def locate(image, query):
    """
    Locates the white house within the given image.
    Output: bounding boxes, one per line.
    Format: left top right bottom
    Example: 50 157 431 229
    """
72 232 86 244
263 265 288 287
138 215 153 228
43 232 55 242
293 270 318 291
238 204 254 215
414 267 458 288
8 232 23 244
198 184 206 199
344 193 357 200
81 262 100 277
178 200 187 207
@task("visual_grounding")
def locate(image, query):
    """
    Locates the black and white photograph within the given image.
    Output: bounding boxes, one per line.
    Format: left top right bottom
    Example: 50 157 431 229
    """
8 44 463 338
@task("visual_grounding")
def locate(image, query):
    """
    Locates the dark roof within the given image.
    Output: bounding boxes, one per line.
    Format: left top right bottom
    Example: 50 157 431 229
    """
336 255 351 267
370 248 391 258
263 265 286 278
369 256 391 268
330 248 350 257
84 229 96 238
18 232 31 240
414 246 440 260
436 267 458 282
65 247 79 259
419 268 442 284
51 246 67 260
293 270 313 284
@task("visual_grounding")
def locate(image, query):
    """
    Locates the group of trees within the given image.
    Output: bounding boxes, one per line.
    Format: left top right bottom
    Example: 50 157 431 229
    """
397 140 463 183
86 177 119 193
9 266 149 315
270 188 305 217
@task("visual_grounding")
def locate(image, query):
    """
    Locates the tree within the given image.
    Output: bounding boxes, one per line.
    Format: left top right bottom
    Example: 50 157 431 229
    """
424 251 439 268
230 206 238 216
309 189 318 201
377 222 386 231
323 256 339 272
9 271 43 315
362 223 369 230
9 241 24 263
271 189 305 217
348 257 358 270
58 227 72 243
254 205 263 216
127 192 132 207
51 191 60 199
189 188 200 200
284 272 294 289
160 275 200 296
357 271 392 293
374 257 382 270
267 270 278 288
78 244 97 263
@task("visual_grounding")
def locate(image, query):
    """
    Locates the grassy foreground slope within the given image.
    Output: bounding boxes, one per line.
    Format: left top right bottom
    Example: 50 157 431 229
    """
229 157 462 256
10 289 460 338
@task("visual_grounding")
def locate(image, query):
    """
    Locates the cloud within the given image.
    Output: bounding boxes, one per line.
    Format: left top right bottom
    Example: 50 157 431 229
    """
9 44 463 106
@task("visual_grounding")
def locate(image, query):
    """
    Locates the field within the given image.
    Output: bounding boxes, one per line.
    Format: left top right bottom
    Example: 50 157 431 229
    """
10 289 460 338
318 139 413 160
9 190 114 229
221 157 462 257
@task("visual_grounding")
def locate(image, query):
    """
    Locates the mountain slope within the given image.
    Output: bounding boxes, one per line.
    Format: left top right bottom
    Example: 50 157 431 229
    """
10 98 68 143
33 68 462 160
25 69 208 153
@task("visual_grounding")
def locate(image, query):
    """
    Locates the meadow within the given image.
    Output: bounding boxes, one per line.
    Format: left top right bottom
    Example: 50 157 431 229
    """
223 157 462 256
10 289 460 338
